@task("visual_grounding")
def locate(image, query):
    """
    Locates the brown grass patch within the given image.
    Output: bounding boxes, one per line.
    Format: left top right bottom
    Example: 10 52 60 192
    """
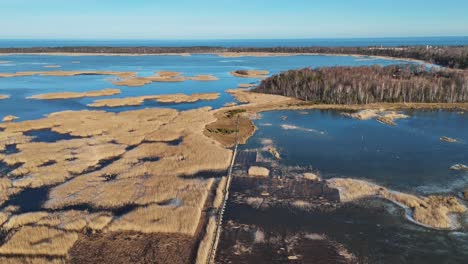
327 178 466 229
91 92 217 108
195 216 216 264
0 257 65 264
344 109 409 126
0 226 78 256
111 71 218 87
213 177 227 209
230 70 269 78
189 74 219 81
248 166 269 177
3 211 113 232
0 71 136 79
28 89 120 100
69 231 194 264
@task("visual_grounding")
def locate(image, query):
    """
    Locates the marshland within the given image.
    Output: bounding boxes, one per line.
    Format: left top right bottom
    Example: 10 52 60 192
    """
0 46 468 264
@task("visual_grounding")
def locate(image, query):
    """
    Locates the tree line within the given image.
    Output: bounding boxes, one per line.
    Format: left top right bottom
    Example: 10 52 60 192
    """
253 65 468 104
1 46 467 69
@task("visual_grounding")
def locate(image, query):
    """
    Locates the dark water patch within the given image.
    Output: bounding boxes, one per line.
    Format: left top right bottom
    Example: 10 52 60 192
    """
39 160 57 167
73 156 121 176
125 144 138 151
167 136 183 146
222 195 468 264
138 157 161 163
4 186 51 213
141 136 184 146
0 144 18 155
246 110 468 194
0 161 23 176
231 176 339 202
24 129 77 143
178 170 225 179
100 173 118 182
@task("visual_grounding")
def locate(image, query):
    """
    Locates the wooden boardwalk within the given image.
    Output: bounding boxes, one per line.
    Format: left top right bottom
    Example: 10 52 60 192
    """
206 116 240 264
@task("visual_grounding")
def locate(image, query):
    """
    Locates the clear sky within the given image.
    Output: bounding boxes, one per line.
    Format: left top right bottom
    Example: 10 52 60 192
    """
1 0 467 39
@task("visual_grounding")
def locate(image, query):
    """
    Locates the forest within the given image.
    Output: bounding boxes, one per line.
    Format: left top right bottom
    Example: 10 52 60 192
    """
252 65 468 104
1 46 467 69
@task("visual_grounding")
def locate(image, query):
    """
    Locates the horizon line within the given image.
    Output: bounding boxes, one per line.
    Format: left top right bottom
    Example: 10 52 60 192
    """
1 35 468 41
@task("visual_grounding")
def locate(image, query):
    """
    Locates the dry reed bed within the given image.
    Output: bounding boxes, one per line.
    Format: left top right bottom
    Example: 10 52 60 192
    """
28 89 121 100
88 93 220 107
343 109 409 126
230 70 269 78
327 178 466 229
195 216 217 264
0 226 78 256
111 71 218 87
0 70 136 79
0 107 232 259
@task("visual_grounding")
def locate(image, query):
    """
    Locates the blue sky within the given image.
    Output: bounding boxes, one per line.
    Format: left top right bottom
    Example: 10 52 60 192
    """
0 0 467 39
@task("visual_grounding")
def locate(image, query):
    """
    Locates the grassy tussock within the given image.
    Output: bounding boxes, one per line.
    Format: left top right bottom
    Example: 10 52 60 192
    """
248 166 269 177
88 93 219 107
195 216 217 264
108 178 213 235
3 140 127 188
230 70 269 78
3 211 113 232
0 226 78 256
28 88 121 100
328 178 467 229
0 70 135 79
0 257 65 264
111 71 218 87
213 177 227 209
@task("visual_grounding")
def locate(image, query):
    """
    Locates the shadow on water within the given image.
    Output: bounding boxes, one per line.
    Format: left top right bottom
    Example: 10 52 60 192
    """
221 175 468 264
24 129 78 143
4 186 51 213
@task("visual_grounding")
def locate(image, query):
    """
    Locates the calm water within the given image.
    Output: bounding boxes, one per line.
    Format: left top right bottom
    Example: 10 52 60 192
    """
1 37 468 48
0 54 415 120
247 110 468 195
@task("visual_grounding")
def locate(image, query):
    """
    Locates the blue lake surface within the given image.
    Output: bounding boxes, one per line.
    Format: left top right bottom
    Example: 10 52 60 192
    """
0 54 415 120
246 110 468 195
1 36 468 48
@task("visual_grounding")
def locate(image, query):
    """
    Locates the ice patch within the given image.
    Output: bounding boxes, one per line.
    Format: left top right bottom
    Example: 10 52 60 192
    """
280 124 325 134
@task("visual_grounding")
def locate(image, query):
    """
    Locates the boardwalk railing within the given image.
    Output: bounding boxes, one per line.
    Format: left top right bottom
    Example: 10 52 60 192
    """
206 116 240 264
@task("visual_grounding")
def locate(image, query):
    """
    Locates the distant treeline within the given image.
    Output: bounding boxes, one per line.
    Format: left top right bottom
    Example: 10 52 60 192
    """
1 46 467 69
253 65 468 104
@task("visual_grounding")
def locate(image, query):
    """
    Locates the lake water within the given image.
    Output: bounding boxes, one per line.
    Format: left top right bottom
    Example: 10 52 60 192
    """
1 36 468 48
246 110 468 195
0 54 415 120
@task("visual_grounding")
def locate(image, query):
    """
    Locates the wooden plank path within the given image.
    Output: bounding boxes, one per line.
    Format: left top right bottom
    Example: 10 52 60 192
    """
206 116 240 264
